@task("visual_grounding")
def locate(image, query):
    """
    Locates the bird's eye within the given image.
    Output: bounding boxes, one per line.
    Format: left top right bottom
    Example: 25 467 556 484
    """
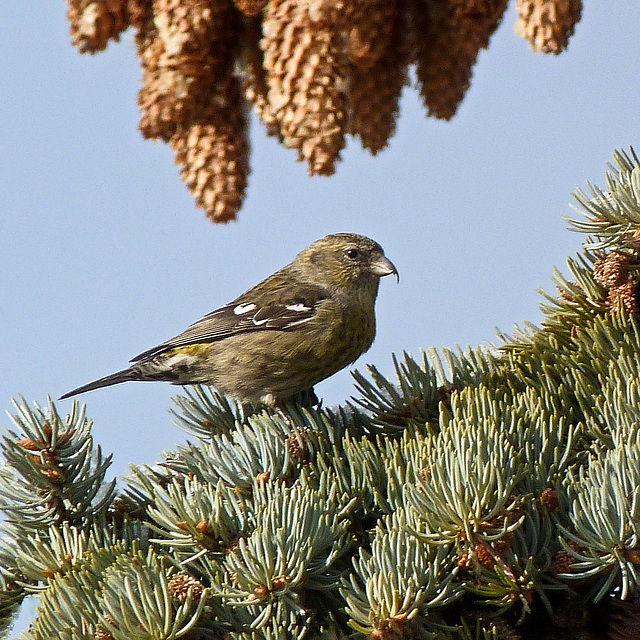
345 248 359 260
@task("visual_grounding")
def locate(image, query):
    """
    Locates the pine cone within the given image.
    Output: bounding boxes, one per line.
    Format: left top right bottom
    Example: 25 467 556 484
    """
94 614 116 640
514 0 582 54
341 0 398 69
94 627 114 640
553 547 577 575
347 0 411 154
608 281 639 315
539 487 559 513
414 0 508 120
475 541 496 567
170 76 250 222
592 252 640 314
67 0 130 53
593 253 632 289
128 0 153 32
261 0 346 175
137 0 239 141
167 572 205 602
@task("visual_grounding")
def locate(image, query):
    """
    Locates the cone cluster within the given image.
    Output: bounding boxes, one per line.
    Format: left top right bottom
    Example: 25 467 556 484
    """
66 0 582 221
593 253 639 315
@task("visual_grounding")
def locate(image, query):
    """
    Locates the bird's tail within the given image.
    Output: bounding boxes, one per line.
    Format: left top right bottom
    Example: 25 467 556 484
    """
59 367 139 399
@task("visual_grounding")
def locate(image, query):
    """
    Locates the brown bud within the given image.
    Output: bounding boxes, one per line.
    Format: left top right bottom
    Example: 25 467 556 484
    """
17 437 39 452
271 575 286 590
419 465 432 482
456 549 472 568
287 432 305 462
255 471 270 483
137 0 240 141
42 467 62 483
195 520 209 534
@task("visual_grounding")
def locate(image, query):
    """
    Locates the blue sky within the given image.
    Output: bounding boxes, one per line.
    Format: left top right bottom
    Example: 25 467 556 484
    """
2 2 639 484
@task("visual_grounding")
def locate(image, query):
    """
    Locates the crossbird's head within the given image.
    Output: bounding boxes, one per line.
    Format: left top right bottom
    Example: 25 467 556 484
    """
291 233 398 295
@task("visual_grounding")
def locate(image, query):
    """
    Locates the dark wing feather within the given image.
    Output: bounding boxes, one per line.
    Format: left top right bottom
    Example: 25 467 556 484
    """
131 281 328 362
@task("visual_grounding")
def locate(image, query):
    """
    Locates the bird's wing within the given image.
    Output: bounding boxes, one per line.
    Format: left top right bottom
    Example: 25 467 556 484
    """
131 282 329 362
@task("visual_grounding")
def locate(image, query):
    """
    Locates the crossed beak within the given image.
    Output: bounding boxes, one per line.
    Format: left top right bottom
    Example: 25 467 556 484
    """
370 255 399 282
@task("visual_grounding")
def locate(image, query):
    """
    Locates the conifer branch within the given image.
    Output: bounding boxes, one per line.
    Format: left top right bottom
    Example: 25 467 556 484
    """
7 148 640 638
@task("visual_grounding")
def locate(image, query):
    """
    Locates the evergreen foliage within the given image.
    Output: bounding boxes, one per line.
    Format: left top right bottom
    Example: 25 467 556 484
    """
3 149 640 639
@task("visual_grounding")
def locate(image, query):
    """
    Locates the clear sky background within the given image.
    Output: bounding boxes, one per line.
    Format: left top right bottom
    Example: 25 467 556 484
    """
3 5 640 476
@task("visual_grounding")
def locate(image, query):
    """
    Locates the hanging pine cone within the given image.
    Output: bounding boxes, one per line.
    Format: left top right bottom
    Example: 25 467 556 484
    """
341 0 398 69
414 0 508 120
170 76 250 222
136 0 239 141
67 0 130 53
261 0 346 175
128 0 153 32
347 0 411 154
65 0 585 222
514 0 582 54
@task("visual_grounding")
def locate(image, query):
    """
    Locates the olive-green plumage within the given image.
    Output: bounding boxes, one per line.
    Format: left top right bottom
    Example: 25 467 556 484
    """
60 233 398 407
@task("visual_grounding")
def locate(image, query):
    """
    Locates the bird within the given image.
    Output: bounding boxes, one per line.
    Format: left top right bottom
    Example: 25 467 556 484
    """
60 233 398 407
